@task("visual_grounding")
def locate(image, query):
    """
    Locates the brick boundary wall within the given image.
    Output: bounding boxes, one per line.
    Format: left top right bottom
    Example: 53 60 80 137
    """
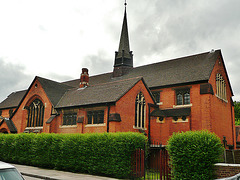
215 163 240 179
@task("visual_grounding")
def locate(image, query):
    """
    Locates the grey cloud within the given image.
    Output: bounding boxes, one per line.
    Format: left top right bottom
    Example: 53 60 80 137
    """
0 58 33 102
45 73 73 83
130 0 240 58
1 0 239 101
81 51 113 76
126 0 240 100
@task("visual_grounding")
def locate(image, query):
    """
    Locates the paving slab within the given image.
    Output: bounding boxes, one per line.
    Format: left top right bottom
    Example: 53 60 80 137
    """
13 163 118 180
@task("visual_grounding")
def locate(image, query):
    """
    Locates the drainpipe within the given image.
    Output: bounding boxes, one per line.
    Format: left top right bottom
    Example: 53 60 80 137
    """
189 114 192 131
148 103 158 144
107 105 110 133
231 100 235 149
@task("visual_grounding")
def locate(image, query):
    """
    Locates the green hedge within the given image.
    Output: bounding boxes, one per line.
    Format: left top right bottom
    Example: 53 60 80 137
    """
0 132 147 178
166 130 224 180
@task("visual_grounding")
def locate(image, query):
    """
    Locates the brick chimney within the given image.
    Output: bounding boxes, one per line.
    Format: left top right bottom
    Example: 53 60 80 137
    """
79 68 89 88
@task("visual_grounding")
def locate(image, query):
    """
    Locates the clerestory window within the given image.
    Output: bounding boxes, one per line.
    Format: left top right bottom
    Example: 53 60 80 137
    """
135 92 146 129
27 99 45 127
216 73 227 101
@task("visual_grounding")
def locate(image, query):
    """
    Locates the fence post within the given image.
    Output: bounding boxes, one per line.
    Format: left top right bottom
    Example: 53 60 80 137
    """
232 150 236 164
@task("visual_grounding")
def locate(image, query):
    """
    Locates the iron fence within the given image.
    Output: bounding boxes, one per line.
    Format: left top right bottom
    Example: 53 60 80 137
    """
131 142 171 180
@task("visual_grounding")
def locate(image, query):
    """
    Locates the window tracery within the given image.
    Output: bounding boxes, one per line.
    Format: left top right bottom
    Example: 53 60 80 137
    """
216 73 227 101
176 89 190 105
27 99 45 127
135 92 146 129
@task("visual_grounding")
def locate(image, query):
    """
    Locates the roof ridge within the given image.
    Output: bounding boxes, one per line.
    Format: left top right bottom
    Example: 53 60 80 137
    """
90 76 143 87
61 72 113 85
133 49 221 69
37 76 72 88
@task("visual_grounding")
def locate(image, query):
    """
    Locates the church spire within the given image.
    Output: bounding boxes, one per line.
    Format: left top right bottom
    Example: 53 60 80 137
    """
113 1 133 77
117 4 130 58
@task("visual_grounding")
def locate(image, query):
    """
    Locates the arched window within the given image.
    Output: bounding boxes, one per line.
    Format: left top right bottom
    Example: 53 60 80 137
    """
27 99 45 127
216 73 227 101
135 92 146 129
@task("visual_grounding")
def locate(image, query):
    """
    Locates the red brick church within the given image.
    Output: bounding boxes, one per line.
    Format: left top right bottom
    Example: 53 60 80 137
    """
0 5 236 148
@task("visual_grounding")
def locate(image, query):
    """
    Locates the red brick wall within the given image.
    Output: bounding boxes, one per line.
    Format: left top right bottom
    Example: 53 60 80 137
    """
209 55 235 148
150 85 198 145
0 108 16 118
115 80 154 134
49 79 154 135
5 57 235 149
215 163 240 178
0 121 10 133
149 56 235 146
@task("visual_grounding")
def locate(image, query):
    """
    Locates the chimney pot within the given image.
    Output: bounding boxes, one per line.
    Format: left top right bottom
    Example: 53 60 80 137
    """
80 68 89 88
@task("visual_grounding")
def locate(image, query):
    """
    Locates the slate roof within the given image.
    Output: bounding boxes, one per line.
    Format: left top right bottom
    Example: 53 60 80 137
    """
56 77 144 108
63 50 220 89
0 50 224 110
117 8 131 59
0 77 72 110
0 118 18 133
0 90 27 110
36 77 72 106
126 50 219 88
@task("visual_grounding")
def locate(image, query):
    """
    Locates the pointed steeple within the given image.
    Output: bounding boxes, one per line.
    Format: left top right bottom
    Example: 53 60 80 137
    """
113 2 133 77
117 7 131 59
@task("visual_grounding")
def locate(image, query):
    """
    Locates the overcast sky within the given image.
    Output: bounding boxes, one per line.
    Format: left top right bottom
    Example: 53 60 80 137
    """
0 0 240 102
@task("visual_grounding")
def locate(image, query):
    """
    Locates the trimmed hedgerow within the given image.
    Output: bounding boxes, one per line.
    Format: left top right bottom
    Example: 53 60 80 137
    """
166 130 224 180
0 132 147 178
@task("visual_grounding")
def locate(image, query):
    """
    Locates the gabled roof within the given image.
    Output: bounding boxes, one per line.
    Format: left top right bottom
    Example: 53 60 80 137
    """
0 118 17 133
63 50 220 89
0 90 27 110
4 76 73 119
1 50 229 111
56 77 144 108
126 50 219 88
36 76 72 106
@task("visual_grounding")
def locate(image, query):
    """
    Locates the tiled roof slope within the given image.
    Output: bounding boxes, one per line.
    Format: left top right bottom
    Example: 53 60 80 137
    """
0 118 18 133
0 50 220 110
0 90 27 110
63 50 219 88
56 77 143 108
37 77 73 106
62 72 112 88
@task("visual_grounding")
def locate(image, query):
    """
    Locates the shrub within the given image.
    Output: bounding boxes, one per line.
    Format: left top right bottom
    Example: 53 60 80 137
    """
166 130 224 180
0 132 147 178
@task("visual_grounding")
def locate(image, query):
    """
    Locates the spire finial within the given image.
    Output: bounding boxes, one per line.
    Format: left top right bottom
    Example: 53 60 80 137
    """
124 0 127 7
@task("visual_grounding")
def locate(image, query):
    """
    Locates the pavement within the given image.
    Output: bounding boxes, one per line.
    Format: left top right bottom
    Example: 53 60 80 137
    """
13 163 119 180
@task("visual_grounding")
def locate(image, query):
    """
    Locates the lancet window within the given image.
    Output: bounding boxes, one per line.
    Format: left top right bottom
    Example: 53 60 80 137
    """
216 73 227 101
135 92 146 129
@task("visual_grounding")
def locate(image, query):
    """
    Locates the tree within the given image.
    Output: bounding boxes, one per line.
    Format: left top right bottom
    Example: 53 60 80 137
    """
235 101 240 125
